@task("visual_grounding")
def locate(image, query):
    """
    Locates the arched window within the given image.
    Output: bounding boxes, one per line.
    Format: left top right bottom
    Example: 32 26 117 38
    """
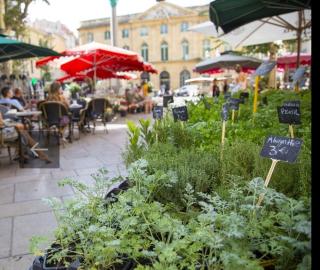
123 45 130 50
141 71 150 82
180 70 191 87
160 71 170 92
182 40 189 60
203 39 211 58
141 43 149 62
161 42 168 61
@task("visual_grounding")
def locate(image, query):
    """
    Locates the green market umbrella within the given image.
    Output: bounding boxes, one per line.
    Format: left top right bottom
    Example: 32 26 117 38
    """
209 0 311 113
209 0 311 67
0 35 60 62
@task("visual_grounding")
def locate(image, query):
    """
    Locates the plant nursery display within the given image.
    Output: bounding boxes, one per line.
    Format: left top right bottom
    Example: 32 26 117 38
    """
30 89 311 270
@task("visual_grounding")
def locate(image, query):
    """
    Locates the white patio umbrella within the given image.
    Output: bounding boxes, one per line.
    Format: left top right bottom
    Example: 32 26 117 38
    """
188 10 311 49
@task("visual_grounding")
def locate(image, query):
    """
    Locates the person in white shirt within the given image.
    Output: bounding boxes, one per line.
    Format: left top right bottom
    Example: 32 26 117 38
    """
0 86 24 111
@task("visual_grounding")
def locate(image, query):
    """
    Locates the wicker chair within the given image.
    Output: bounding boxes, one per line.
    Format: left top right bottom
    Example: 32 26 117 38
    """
85 98 110 134
39 101 72 145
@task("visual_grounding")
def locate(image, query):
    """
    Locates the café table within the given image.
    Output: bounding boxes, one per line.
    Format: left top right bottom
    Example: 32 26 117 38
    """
5 109 42 132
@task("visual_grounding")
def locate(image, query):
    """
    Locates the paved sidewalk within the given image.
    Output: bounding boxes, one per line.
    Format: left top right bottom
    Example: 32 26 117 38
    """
0 113 151 270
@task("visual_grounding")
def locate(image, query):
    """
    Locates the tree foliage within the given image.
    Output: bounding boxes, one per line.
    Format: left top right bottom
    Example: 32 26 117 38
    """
4 0 50 37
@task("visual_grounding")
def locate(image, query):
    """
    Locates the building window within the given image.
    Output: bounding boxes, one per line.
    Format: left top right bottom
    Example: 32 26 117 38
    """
160 24 168 34
203 39 211 58
140 26 148 36
181 22 189 32
161 42 168 61
180 70 191 87
141 43 149 62
123 45 130 50
104 31 111 40
182 40 189 60
160 71 170 92
122 29 129 38
87 32 94 42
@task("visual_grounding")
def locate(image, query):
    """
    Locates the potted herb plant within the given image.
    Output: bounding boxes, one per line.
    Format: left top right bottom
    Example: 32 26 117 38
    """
68 83 81 100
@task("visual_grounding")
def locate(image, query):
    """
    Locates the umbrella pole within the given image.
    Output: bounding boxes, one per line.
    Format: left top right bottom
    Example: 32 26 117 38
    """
295 10 303 93
253 76 260 113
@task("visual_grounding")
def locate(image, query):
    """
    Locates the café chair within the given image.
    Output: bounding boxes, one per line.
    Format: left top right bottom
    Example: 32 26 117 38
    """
85 98 110 134
39 101 72 146
70 103 88 140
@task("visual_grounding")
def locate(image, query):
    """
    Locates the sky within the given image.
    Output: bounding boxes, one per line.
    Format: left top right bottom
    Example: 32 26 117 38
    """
27 0 212 36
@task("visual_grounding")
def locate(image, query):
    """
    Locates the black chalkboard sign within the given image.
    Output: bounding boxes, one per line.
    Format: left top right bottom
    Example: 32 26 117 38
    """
240 92 249 99
228 98 240 110
163 95 174 108
277 106 301 125
224 92 231 100
254 61 277 76
221 103 229 121
153 106 163 120
283 100 300 108
262 96 268 106
260 135 303 163
172 106 188 122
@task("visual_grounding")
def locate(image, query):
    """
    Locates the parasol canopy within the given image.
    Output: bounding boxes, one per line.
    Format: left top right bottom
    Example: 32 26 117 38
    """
0 35 60 62
195 54 262 74
209 0 311 67
277 53 311 69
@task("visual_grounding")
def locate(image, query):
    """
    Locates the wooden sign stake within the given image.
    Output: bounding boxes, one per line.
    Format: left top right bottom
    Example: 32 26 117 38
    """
253 76 260 113
256 159 279 207
294 83 300 93
232 110 235 124
221 120 226 146
289 125 294 138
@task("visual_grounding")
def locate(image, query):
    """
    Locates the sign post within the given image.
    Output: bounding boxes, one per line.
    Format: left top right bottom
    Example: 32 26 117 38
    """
257 135 303 206
291 67 306 93
253 76 260 113
256 159 279 206
231 110 235 124
289 125 294 138
277 104 301 138
253 61 277 113
221 103 229 146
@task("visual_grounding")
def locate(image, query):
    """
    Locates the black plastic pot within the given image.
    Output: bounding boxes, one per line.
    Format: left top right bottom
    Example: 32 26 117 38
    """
29 256 81 270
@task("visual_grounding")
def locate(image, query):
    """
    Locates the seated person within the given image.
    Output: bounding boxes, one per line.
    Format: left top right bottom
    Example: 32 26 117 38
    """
0 86 24 111
0 111 51 163
133 87 145 113
46 81 69 108
124 88 138 113
12 88 29 109
46 81 70 140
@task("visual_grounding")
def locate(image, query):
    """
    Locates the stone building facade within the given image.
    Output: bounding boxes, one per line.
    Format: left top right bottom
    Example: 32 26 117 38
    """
78 1 225 91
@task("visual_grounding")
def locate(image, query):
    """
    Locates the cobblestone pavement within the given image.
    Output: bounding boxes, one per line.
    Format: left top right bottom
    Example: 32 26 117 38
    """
0 113 150 270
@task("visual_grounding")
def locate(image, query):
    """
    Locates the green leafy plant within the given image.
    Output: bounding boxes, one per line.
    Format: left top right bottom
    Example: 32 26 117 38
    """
30 162 311 270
